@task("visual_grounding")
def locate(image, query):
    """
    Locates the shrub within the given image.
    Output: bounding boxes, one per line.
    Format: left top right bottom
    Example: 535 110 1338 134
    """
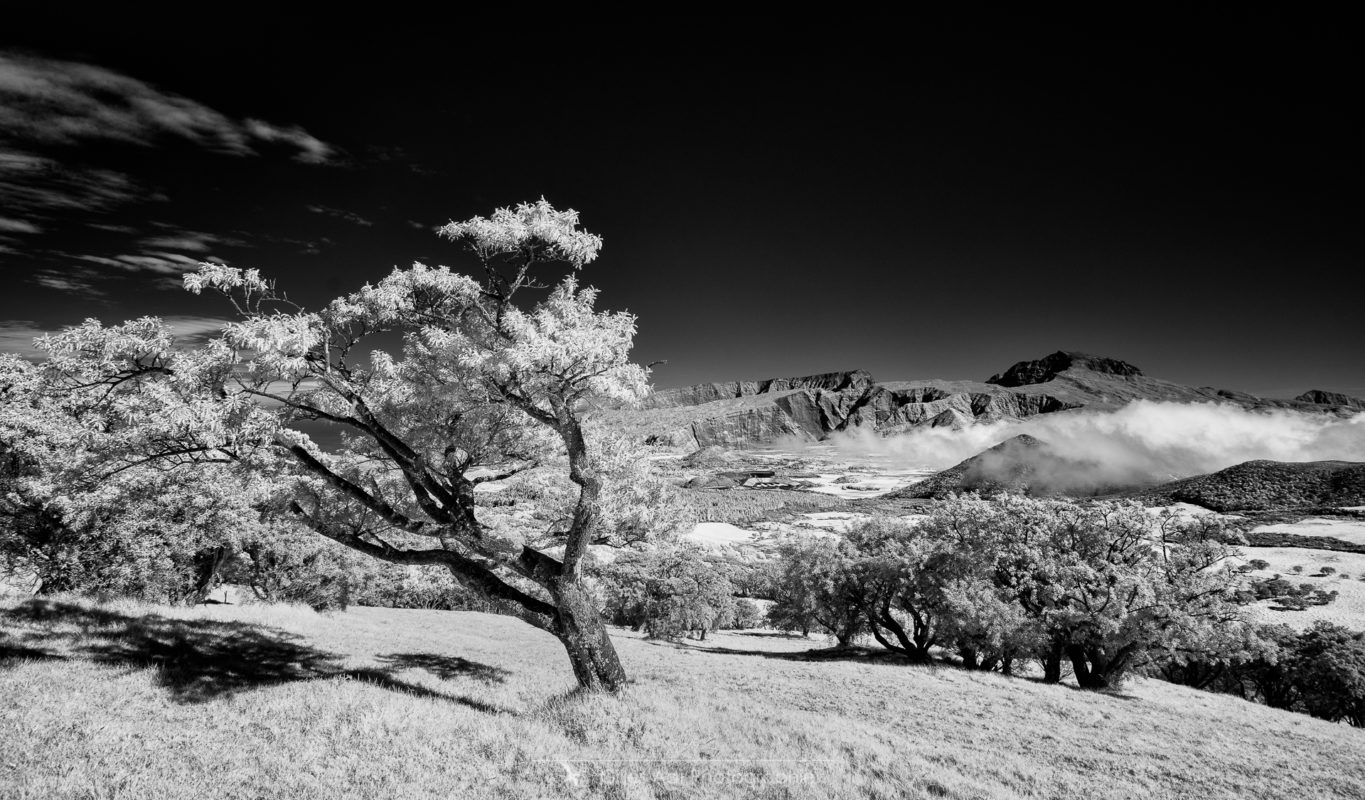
598 544 736 641
1236 575 1338 611
765 534 864 645
1288 623 1365 727
764 496 1250 689
729 599 764 630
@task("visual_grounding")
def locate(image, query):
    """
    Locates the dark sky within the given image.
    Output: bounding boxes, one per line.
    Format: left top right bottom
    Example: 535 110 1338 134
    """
2 18 1360 397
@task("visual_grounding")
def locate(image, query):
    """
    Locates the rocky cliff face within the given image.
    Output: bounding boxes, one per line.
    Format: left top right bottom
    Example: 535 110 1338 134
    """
841 385 1081 433
688 383 868 447
603 352 1361 450
641 370 874 410
639 372 1085 450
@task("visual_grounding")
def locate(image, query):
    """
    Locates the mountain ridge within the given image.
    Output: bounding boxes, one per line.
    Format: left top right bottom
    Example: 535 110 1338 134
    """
598 352 1363 450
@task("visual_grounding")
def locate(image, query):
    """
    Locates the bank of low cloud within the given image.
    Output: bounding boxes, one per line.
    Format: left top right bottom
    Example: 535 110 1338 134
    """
827 400 1365 489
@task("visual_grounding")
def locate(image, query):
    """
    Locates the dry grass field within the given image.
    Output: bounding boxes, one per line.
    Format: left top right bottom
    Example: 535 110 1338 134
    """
3 596 1364 799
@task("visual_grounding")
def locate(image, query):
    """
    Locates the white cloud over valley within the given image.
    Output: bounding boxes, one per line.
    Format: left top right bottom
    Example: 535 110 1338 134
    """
830 400 1365 488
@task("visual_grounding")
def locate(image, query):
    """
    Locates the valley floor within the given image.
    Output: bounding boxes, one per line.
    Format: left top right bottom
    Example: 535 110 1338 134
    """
2 596 1363 800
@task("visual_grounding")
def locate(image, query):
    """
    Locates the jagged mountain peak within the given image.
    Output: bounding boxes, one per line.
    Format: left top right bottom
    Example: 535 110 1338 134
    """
986 351 1143 388
1295 389 1365 410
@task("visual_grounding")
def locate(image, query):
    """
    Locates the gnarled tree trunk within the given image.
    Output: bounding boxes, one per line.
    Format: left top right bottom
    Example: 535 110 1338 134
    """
551 577 628 692
188 545 231 605
1042 641 1064 684
1067 644 1135 691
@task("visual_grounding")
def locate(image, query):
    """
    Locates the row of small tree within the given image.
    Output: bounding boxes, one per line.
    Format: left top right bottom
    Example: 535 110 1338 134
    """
1162 622 1365 728
760 495 1365 725
764 496 1255 689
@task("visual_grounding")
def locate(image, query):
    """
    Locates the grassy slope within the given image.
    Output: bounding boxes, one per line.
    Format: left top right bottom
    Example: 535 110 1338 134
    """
3 597 1363 800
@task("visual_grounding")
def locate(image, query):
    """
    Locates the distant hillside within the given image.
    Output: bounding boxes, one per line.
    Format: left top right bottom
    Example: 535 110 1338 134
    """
596 350 1360 449
883 434 1128 500
887 434 1052 499
1138 460 1365 512
885 448 1365 510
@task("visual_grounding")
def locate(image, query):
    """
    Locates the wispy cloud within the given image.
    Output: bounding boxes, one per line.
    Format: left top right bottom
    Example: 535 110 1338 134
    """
245 119 335 165
0 52 342 241
0 53 339 164
0 321 47 358
71 251 206 276
88 222 139 234
307 204 374 226
140 235 214 252
0 150 149 217
32 267 107 298
0 216 41 234
139 228 244 253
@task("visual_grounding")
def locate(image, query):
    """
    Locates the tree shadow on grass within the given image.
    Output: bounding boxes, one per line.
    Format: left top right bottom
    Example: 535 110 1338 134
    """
375 651 510 684
661 637 1147 699
0 598 514 711
341 668 510 714
641 637 908 664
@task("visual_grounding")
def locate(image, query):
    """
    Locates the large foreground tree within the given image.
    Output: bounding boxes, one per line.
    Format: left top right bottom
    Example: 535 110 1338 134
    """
27 200 670 691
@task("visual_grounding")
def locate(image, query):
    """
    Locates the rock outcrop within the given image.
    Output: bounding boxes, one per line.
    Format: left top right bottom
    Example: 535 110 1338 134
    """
680 445 737 469
987 351 1143 387
1295 390 1365 410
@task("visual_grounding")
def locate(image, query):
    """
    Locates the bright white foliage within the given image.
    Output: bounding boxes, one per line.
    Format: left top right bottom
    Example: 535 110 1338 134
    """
2 339 277 598
451 276 648 406
437 198 603 268
325 263 482 329
169 199 663 558
183 263 271 301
